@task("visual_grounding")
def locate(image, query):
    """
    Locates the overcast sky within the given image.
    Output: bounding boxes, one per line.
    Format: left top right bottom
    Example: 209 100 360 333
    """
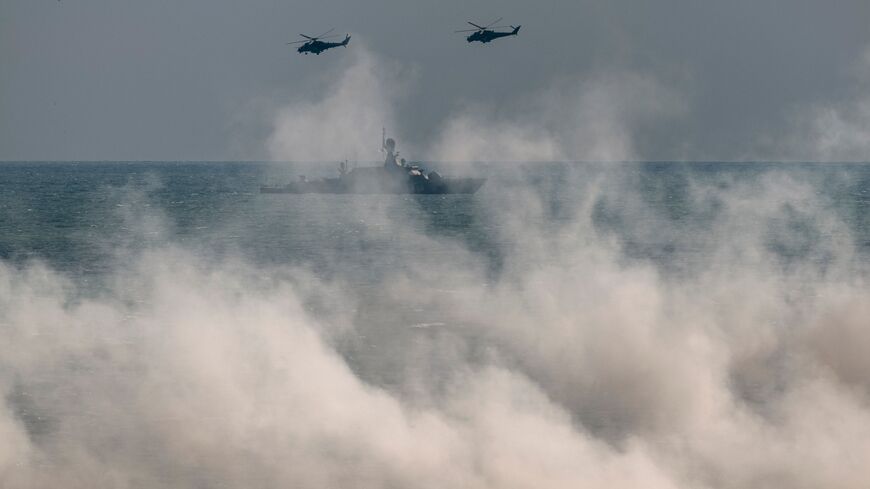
1 0 868 161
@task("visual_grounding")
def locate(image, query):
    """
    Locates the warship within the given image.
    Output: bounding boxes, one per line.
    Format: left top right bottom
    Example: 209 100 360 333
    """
260 130 485 194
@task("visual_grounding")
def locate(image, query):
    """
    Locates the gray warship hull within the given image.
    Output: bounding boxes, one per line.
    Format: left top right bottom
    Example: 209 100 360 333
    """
262 131 485 195
260 168 485 195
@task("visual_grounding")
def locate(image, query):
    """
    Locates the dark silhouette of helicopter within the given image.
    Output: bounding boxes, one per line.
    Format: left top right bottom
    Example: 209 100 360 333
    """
455 18 521 44
287 28 350 55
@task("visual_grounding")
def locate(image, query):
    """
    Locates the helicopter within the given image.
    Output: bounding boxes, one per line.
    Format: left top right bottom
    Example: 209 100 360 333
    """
287 28 351 55
455 18 521 44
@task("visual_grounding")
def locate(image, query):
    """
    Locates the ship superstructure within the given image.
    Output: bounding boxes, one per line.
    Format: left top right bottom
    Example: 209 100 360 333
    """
261 130 485 194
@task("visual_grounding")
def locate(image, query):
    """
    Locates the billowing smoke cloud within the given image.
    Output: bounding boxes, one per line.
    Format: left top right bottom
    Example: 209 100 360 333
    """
4 46 870 489
431 73 687 162
773 100 870 162
3 164 870 487
0 246 687 488
266 51 686 163
762 45 870 162
268 46 409 162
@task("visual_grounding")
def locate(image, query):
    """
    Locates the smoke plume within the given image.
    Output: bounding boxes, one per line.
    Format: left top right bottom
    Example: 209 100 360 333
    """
2 48 869 489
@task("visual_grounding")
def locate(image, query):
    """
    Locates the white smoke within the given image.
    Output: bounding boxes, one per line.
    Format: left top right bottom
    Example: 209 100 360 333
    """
0 248 689 488
431 73 687 162
3 165 870 488
3 46 870 489
265 51 686 163
268 46 409 162
762 45 870 162
770 99 870 162
0 170 870 487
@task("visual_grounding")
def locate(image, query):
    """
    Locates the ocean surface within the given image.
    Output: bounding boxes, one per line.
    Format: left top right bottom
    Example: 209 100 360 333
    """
2 161 870 487
2 161 868 277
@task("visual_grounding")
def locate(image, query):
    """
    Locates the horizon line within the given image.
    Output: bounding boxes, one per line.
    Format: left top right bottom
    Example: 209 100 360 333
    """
2 160 870 165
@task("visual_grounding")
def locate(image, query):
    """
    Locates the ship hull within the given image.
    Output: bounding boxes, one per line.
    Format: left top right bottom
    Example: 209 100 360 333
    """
261 175 485 195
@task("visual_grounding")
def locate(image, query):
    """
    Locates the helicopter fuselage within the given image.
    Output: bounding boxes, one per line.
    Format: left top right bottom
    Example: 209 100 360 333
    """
466 26 520 43
297 35 351 55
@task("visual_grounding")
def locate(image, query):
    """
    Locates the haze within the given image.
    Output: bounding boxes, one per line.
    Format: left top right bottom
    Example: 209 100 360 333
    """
1 0 868 161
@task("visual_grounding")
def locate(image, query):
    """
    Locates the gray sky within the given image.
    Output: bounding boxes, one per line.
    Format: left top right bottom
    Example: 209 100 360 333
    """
1 0 868 161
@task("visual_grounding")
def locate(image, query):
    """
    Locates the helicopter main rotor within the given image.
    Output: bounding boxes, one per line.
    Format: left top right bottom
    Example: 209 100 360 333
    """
454 18 509 33
287 28 340 44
